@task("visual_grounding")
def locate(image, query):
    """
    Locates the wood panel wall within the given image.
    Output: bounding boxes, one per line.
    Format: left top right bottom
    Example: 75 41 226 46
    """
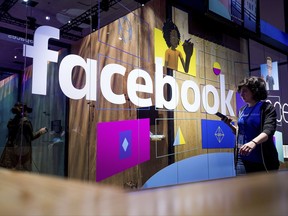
67 0 249 188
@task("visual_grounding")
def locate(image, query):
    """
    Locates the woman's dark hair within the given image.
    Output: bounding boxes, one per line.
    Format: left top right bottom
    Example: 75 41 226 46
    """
162 19 180 48
237 76 268 101
11 102 32 115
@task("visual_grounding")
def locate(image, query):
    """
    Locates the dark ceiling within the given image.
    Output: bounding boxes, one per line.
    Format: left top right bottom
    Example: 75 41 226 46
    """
2 0 286 82
0 0 150 80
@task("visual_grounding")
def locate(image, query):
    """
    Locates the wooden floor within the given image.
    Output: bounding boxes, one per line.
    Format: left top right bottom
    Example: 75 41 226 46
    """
0 168 288 216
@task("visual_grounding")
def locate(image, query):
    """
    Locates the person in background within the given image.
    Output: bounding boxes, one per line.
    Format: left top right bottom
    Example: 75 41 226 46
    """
0 102 47 171
222 76 279 175
266 57 274 90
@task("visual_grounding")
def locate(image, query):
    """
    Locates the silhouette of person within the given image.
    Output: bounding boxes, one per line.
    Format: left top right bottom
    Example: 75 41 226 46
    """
0 102 47 171
162 19 193 73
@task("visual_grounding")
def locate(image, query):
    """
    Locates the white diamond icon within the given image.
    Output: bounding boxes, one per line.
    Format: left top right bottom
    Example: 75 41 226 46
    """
122 138 129 151
215 126 224 143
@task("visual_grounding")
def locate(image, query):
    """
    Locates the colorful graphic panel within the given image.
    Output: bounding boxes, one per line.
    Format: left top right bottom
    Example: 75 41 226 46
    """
154 28 196 76
155 118 199 158
202 119 235 148
96 118 150 181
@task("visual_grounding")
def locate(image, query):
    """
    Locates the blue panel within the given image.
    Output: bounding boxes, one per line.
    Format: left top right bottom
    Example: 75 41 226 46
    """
260 20 288 46
142 153 236 189
201 119 235 149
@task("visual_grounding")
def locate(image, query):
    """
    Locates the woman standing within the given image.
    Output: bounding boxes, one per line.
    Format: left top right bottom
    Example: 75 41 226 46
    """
0 102 47 171
223 77 279 175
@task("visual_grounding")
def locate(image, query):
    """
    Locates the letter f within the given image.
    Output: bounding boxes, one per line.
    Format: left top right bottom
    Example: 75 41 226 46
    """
23 26 59 95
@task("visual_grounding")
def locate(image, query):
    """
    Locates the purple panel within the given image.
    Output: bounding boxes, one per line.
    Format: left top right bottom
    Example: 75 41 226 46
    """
96 118 150 181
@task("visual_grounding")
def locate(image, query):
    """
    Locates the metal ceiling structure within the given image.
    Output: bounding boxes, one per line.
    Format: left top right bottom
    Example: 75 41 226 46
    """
0 0 150 79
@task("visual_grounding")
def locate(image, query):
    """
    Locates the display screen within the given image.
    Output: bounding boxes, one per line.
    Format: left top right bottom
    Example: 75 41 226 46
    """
208 0 258 33
243 0 257 32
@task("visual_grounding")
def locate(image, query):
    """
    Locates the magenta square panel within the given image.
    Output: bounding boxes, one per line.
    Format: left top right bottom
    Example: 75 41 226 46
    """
96 118 150 181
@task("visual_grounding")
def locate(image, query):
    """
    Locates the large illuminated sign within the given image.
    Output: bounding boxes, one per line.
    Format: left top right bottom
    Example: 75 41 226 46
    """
24 26 235 115
23 26 59 95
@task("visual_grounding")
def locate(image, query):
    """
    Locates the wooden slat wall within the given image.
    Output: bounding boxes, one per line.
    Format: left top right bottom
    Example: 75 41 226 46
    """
68 0 169 186
67 0 249 187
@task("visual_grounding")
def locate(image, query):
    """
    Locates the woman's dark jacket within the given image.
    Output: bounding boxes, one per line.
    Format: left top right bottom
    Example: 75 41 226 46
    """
239 101 279 170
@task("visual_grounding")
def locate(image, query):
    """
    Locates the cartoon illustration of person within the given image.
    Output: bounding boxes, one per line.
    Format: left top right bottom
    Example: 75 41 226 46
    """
266 56 274 90
162 19 193 73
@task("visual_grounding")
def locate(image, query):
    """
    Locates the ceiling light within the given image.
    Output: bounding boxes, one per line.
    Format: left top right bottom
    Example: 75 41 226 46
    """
134 0 150 5
21 0 39 7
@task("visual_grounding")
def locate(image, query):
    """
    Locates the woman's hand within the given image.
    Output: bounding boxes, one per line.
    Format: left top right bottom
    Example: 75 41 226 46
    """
239 141 257 156
222 116 232 124
221 116 237 134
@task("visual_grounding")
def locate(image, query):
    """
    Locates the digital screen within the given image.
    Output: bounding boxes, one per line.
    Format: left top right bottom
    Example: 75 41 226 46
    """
208 0 258 33
231 0 242 25
243 0 257 32
209 0 231 20
260 58 279 91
